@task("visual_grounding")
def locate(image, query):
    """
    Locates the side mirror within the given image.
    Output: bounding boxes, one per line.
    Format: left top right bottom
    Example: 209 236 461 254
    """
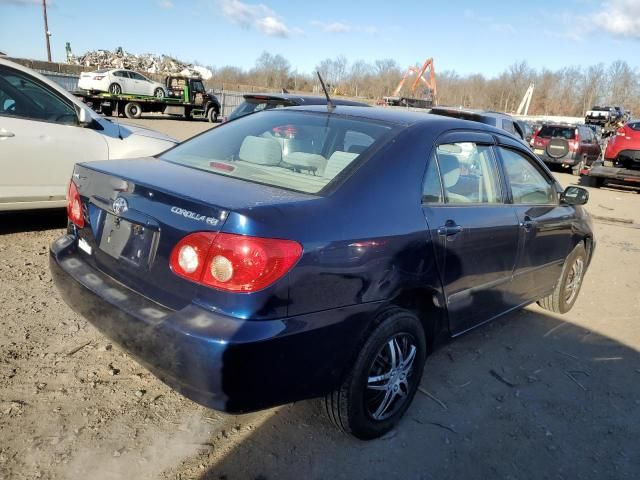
77 108 92 127
561 186 589 205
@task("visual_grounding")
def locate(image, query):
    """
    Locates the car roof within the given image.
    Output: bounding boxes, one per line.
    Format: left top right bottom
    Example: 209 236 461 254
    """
243 93 370 107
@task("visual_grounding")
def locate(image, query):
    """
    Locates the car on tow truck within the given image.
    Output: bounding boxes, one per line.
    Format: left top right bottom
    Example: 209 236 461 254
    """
78 68 168 98
584 119 640 187
50 106 594 439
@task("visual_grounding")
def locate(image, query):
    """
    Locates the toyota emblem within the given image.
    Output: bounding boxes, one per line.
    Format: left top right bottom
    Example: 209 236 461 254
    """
112 197 128 215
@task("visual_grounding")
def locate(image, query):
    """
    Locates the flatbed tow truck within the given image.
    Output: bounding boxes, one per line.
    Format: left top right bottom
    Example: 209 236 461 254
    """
73 74 221 122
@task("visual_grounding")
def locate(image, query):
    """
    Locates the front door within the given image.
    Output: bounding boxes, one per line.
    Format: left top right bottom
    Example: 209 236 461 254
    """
422 139 521 335
0 64 108 207
496 146 573 301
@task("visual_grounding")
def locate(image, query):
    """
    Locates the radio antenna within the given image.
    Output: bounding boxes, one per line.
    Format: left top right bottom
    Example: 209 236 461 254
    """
316 71 334 112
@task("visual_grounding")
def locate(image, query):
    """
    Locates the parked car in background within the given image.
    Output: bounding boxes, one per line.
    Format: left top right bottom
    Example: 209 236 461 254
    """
78 68 168 98
584 119 640 187
0 58 177 211
429 107 526 141
530 123 601 175
516 119 534 143
226 93 370 121
51 106 594 440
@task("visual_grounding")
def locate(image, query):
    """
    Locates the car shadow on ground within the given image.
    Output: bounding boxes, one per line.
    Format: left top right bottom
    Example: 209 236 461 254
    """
0 209 66 235
200 307 639 480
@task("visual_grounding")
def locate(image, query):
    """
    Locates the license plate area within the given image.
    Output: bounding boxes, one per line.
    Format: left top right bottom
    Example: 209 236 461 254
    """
99 213 158 268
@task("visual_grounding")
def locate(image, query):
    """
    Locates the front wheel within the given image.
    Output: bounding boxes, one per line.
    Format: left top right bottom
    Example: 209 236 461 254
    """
325 307 426 440
538 243 587 314
207 107 219 123
154 88 165 99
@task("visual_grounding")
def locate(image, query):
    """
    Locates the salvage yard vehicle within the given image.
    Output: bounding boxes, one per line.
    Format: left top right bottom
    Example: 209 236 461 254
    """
429 106 527 141
0 58 177 211
530 123 601 175
584 119 640 187
226 93 370 121
75 74 221 122
50 106 594 440
78 68 168 98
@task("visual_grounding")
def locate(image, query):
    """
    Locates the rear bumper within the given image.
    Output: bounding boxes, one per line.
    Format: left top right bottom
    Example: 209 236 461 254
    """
536 152 579 166
50 235 377 413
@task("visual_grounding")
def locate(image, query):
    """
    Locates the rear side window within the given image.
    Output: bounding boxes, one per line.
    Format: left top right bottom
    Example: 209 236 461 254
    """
161 110 394 194
424 142 503 204
502 119 516 135
499 148 555 204
537 126 576 139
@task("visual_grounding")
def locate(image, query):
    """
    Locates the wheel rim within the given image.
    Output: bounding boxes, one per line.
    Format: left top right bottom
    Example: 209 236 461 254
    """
110 84 120 94
155 89 163 98
564 257 584 305
365 333 417 421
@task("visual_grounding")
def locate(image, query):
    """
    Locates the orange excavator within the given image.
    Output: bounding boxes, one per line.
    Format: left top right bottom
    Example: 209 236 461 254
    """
383 57 436 108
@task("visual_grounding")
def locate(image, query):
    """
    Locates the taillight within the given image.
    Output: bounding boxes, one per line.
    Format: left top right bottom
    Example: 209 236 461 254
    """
93 75 105 80
170 232 302 292
569 130 580 151
66 180 84 228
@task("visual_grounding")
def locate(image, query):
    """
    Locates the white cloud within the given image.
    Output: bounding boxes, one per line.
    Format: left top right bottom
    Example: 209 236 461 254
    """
218 0 298 37
256 16 290 37
311 20 378 35
592 0 640 38
157 0 174 8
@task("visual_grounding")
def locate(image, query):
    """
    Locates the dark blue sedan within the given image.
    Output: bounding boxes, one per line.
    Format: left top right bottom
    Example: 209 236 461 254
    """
50 106 594 439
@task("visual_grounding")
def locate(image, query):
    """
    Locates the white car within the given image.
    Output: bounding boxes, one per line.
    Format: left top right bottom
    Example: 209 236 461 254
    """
78 68 167 98
0 59 178 211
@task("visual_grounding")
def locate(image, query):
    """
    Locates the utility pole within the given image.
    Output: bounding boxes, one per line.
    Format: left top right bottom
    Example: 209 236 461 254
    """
42 0 52 62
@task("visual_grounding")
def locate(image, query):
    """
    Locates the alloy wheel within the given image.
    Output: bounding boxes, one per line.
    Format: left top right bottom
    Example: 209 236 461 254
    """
565 257 584 305
365 333 417 421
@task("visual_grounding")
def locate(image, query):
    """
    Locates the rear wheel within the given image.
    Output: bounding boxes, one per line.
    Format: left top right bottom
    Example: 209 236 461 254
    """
108 83 122 95
124 102 142 119
154 88 164 99
325 307 426 440
538 243 587 314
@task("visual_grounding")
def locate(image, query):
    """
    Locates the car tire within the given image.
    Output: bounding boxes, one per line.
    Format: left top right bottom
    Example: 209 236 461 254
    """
324 307 426 440
108 83 122 95
124 102 142 119
154 88 164 99
207 107 219 123
538 242 587 314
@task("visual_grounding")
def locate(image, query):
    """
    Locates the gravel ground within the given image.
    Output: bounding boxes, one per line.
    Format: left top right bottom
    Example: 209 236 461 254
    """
1 118 639 480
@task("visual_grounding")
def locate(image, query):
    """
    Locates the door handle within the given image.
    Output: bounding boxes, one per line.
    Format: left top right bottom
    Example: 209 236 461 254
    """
519 216 535 232
437 222 463 237
0 130 15 138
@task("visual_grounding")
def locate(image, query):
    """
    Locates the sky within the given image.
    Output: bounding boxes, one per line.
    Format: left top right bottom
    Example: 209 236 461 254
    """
1 0 640 77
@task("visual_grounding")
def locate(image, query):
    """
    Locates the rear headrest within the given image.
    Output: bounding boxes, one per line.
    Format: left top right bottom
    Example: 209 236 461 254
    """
283 152 327 175
324 151 359 179
438 153 461 188
239 136 282 165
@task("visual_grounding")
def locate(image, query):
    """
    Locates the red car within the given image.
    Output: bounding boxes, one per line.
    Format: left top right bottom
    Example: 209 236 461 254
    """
586 119 640 187
530 124 601 175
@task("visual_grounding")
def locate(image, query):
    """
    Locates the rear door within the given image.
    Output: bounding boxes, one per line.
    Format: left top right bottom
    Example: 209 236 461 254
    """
112 71 133 94
421 132 521 335
495 145 573 301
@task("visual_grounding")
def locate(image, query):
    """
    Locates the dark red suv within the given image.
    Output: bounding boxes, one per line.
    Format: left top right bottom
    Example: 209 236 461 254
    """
530 124 601 175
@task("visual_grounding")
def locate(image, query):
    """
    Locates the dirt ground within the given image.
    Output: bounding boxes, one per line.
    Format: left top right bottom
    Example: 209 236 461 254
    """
1 118 639 480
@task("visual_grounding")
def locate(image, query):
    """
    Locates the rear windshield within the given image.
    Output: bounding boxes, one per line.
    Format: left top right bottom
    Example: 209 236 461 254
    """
628 121 640 131
160 110 394 194
537 126 576 139
229 98 291 120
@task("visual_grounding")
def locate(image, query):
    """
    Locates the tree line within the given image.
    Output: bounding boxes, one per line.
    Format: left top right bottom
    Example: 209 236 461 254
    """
207 52 640 117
